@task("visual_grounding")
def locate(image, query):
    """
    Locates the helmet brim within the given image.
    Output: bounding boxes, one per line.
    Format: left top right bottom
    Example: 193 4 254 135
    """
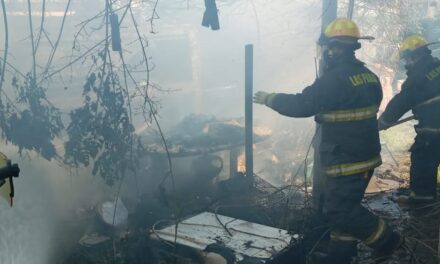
427 41 440 47
318 34 374 46
400 42 440 59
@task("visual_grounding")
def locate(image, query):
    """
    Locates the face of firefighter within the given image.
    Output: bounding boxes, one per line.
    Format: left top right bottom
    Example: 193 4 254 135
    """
401 46 431 70
402 53 423 70
402 56 416 68
316 44 339 62
324 46 344 62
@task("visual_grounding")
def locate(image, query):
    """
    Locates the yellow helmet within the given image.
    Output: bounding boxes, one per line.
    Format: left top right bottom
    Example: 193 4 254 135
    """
399 35 429 57
324 18 360 39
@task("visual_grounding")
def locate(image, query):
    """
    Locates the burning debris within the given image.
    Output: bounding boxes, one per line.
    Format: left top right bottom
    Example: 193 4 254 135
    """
55 115 440 264
1 1 440 264
145 114 270 155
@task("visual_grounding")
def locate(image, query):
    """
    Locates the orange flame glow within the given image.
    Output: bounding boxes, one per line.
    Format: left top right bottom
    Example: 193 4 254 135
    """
237 152 246 173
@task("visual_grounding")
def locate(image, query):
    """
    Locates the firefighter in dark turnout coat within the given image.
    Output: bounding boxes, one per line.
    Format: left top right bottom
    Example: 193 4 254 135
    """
379 34 440 203
254 18 403 263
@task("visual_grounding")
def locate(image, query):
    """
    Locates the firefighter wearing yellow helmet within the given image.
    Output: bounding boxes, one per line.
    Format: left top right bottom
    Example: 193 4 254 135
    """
324 17 361 39
317 18 374 66
399 34 430 60
254 18 402 263
379 34 440 205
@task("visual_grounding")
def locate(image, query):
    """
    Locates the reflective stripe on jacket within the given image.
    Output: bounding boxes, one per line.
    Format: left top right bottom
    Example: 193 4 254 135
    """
416 95 440 108
415 127 440 134
267 55 382 174
316 105 378 123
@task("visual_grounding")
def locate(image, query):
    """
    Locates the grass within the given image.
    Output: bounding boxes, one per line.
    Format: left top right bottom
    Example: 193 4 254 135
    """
381 121 440 184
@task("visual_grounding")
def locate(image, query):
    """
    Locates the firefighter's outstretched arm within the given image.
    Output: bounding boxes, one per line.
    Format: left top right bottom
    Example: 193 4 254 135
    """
378 83 414 130
253 75 340 118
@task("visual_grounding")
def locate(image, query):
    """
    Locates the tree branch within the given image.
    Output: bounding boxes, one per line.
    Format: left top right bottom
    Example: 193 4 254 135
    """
0 0 9 95
34 0 46 53
43 0 72 75
26 0 37 80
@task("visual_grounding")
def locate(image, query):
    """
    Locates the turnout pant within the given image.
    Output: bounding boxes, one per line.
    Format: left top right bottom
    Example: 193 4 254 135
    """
323 170 388 251
410 134 440 197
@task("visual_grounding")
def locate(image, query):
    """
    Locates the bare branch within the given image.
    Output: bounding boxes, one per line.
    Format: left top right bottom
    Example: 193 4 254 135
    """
0 0 9 94
26 0 37 80
42 0 72 75
34 0 46 53
40 38 108 84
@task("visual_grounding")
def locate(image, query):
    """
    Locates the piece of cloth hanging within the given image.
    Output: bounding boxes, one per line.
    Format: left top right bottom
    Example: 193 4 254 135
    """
202 0 220 30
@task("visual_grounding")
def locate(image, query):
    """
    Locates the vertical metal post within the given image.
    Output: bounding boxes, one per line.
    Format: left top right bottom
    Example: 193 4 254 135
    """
245 44 254 186
347 0 355 19
318 0 338 75
313 0 337 212
229 147 240 178
321 0 338 38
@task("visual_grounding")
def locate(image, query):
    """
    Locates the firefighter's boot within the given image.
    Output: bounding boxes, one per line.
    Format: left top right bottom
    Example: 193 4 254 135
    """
371 230 404 263
310 240 357 264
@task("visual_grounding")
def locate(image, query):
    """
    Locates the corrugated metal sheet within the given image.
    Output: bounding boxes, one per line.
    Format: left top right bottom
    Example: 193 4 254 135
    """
151 212 295 261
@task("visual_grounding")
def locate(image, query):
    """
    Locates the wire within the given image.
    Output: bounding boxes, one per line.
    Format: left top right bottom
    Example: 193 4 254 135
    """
127 4 182 248
151 219 177 248
214 205 233 236
306 228 330 260
303 131 315 198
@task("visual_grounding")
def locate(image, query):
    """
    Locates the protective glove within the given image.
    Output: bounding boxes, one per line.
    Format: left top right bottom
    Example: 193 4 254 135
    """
253 91 276 107
9 164 20 178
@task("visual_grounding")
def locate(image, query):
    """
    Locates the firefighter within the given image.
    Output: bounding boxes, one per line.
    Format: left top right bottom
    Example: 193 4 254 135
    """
379 34 440 204
0 152 20 207
253 18 403 263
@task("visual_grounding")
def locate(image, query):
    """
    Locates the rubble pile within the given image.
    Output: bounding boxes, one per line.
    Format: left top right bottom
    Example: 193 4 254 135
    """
57 115 440 264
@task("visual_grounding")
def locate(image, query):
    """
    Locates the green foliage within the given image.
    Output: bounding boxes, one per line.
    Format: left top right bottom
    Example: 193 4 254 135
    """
64 70 139 185
1 74 64 160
